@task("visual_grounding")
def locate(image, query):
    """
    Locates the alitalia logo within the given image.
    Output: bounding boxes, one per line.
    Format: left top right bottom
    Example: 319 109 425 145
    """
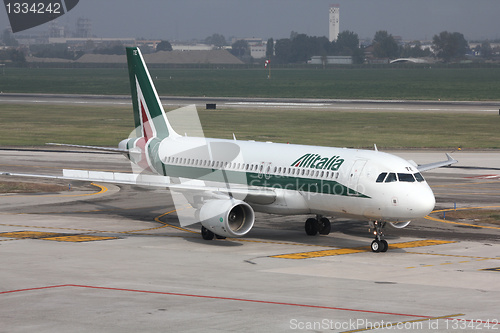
291 153 345 171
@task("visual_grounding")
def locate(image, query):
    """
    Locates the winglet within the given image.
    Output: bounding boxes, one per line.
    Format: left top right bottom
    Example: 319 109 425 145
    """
417 153 458 172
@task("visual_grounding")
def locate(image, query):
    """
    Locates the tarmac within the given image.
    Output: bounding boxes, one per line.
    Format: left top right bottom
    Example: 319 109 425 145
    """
1 92 500 114
1 148 499 332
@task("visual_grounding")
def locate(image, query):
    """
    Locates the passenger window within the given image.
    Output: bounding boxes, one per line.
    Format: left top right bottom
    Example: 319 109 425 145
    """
376 172 387 183
414 172 425 182
385 173 397 183
398 173 415 182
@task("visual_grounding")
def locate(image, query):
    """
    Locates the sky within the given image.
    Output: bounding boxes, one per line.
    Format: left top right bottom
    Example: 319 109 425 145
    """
2 0 500 41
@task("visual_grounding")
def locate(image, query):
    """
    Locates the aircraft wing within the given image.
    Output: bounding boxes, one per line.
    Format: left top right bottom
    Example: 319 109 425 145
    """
1 169 277 205
46 143 128 154
416 153 458 172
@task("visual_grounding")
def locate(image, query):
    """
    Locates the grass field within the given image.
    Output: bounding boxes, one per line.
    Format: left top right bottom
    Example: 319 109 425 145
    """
2 67 500 100
1 103 498 149
0 181 68 193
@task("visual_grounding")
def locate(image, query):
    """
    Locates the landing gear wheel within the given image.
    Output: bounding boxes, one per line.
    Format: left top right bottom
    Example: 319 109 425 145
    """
305 218 319 236
371 240 381 253
380 240 388 252
318 217 331 235
201 226 215 240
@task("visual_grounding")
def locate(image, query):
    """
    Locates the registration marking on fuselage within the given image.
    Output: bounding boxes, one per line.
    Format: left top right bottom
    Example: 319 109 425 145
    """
271 240 455 259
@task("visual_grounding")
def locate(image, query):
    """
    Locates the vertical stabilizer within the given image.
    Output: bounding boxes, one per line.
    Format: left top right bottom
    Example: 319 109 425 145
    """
126 47 178 139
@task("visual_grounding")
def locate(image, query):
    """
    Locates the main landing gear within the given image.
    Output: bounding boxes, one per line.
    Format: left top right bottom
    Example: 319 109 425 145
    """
369 221 388 253
304 215 331 236
201 226 226 240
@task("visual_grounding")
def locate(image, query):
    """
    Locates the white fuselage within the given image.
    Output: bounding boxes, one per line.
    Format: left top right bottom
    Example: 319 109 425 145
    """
130 134 436 223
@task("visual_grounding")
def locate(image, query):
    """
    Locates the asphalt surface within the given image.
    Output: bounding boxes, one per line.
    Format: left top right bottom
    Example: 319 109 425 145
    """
1 94 499 332
1 92 500 113
1 148 499 333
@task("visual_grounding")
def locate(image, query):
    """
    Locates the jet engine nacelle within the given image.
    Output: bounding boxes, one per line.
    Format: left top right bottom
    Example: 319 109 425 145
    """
389 221 411 229
199 199 255 238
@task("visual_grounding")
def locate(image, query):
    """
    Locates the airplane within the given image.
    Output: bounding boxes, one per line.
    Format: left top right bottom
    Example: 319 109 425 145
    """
3 47 457 252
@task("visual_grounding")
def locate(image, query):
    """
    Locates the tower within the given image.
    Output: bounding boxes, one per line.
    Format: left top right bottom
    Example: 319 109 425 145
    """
75 17 91 38
329 4 340 42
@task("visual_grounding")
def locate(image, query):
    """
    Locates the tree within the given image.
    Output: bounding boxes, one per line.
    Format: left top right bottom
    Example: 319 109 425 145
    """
230 39 249 58
289 34 331 63
0 48 26 66
265 38 274 59
205 34 226 48
331 30 364 64
290 33 311 63
312 36 331 57
400 41 432 58
8 49 26 65
156 40 172 52
335 30 359 55
432 31 468 62
30 43 77 59
93 42 125 55
373 30 399 59
274 38 292 64
2 29 18 46
480 41 493 59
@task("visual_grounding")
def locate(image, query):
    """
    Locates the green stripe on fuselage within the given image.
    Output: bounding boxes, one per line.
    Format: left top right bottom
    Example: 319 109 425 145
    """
159 162 370 198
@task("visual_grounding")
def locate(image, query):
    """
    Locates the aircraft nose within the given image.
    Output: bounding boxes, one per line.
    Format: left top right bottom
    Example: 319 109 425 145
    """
412 185 436 217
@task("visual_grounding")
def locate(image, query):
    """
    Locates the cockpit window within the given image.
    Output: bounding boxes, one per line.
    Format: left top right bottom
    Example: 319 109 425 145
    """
376 172 387 183
414 172 425 182
398 173 415 182
385 172 397 183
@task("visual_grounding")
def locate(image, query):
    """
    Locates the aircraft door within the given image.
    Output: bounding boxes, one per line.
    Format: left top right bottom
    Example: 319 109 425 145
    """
258 162 272 180
347 159 367 196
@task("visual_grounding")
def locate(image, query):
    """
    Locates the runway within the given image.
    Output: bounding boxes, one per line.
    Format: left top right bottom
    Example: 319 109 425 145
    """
1 149 499 332
1 92 499 113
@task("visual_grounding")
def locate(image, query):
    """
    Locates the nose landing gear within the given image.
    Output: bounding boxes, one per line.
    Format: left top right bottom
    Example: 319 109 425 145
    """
369 221 388 253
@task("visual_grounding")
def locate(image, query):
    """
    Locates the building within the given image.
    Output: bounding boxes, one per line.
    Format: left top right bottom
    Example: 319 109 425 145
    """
250 44 267 59
75 17 91 38
329 4 340 42
48 21 65 38
308 56 352 65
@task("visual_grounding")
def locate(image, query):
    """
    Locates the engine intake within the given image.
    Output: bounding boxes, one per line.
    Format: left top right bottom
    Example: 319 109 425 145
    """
200 199 255 238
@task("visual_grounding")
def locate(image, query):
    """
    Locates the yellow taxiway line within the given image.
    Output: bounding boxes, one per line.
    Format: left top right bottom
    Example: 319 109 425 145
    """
0 182 107 198
271 240 455 259
425 205 500 231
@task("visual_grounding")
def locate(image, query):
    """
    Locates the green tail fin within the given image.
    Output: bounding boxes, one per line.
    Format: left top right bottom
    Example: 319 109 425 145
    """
126 47 177 140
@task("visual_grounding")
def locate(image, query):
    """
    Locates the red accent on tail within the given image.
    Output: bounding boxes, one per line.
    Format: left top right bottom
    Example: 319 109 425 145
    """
140 100 154 141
